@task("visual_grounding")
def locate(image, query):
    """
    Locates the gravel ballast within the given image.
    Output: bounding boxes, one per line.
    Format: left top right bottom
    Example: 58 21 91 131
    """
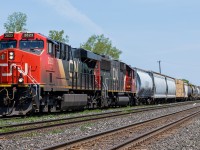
146 114 200 150
0 102 199 150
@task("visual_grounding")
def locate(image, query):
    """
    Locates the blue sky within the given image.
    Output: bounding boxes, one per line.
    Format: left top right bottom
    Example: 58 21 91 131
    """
0 0 200 85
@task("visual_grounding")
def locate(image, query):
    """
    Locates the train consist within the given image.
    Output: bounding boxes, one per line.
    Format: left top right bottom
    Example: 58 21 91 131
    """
0 32 199 116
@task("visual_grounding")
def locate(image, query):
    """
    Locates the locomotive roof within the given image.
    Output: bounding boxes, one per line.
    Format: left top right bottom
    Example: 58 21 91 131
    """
74 48 101 61
39 33 59 45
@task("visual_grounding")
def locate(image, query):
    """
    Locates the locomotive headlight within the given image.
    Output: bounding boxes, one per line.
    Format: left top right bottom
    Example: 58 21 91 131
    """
18 77 24 83
9 52 14 56
9 51 14 60
9 55 14 60
18 73 24 84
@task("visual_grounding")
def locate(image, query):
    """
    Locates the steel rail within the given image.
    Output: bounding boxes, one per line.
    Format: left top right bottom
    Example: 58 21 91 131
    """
0 102 187 137
1 100 197 129
0 101 198 138
1 100 198 120
41 105 200 150
112 110 200 150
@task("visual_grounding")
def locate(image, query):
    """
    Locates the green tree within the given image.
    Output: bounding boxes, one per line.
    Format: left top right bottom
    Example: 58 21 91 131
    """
4 12 27 32
182 79 189 84
80 34 122 59
48 30 69 43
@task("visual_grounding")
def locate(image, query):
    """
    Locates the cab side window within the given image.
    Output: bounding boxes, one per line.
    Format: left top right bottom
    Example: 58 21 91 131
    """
48 42 53 54
68 47 72 60
56 44 60 59
48 42 56 57
48 41 70 60
60 43 66 60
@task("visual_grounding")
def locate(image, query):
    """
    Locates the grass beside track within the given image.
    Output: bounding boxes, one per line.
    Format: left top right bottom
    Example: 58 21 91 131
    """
0 106 150 133
0 105 150 127
0 101 199 127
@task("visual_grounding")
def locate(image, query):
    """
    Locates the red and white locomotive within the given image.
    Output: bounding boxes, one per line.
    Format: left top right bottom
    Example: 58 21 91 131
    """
0 32 135 116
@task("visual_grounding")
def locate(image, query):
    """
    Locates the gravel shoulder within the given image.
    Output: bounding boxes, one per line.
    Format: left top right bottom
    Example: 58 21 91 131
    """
0 102 199 150
146 113 200 150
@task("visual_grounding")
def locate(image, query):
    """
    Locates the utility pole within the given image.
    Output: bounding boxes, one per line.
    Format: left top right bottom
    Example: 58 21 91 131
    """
157 60 161 74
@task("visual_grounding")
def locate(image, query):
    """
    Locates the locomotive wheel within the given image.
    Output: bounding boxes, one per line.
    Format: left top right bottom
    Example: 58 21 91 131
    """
101 98 108 108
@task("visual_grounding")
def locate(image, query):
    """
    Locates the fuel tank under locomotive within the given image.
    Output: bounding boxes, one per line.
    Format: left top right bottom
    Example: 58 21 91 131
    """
61 94 88 110
117 96 130 106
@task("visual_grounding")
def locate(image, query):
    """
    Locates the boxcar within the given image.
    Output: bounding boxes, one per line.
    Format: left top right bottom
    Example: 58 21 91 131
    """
176 79 185 101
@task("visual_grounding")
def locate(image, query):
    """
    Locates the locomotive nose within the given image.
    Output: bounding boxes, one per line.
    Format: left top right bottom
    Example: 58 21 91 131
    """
0 50 8 83
0 49 15 84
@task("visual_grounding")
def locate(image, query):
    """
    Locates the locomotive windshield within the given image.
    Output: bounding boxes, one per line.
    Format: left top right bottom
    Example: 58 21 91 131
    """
0 40 17 50
20 40 44 50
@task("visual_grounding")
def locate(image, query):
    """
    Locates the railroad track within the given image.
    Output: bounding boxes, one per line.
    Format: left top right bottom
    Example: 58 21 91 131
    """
42 105 200 150
0 100 198 138
1 100 198 121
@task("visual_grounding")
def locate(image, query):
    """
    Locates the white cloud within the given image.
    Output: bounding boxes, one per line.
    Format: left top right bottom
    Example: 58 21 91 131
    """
42 0 104 34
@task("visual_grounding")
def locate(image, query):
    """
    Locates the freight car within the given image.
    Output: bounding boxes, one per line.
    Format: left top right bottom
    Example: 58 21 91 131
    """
0 32 198 116
134 68 153 104
184 83 189 101
176 79 185 101
135 70 176 104
134 69 176 104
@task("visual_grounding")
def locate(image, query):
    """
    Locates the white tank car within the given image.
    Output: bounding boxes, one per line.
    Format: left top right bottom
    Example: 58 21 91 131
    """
184 83 189 99
166 77 176 99
135 68 154 98
152 72 167 99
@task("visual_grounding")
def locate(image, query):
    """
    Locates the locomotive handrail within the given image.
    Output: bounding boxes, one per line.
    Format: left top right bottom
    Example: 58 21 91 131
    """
102 78 108 98
16 64 39 98
18 67 38 84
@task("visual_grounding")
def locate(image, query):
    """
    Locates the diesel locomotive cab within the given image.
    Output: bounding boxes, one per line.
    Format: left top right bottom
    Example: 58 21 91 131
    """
0 32 42 116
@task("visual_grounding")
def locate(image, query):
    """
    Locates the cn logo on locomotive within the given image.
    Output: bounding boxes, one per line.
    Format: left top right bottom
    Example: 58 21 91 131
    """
0 63 28 76
113 68 119 80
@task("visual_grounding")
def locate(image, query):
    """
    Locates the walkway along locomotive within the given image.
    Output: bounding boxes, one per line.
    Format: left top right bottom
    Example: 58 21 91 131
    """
0 32 199 116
